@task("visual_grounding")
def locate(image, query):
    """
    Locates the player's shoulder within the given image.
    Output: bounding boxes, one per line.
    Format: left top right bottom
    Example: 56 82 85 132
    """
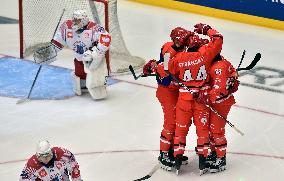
212 56 229 66
26 155 42 170
90 22 106 33
62 20 73 29
85 21 97 30
53 147 71 160
162 42 173 49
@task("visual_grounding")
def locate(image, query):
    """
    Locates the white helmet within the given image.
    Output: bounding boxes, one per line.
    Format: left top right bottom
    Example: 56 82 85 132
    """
36 140 52 157
72 9 89 31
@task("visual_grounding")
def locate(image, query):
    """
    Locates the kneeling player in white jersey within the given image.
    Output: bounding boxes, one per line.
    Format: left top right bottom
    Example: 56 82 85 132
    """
19 140 82 181
51 9 111 100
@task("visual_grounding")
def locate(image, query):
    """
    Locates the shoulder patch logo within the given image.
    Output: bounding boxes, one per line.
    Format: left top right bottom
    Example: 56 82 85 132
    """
215 69 222 75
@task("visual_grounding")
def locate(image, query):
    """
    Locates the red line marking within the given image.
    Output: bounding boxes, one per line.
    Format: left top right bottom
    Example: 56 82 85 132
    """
1 149 283 165
114 78 284 118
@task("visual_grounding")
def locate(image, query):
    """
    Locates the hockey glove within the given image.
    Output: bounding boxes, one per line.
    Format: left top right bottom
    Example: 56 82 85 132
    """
143 59 157 75
196 91 211 105
194 23 212 35
228 79 239 94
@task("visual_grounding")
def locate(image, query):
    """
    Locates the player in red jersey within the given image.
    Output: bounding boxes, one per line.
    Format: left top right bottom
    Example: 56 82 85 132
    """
157 23 223 174
143 27 190 170
198 53 239 173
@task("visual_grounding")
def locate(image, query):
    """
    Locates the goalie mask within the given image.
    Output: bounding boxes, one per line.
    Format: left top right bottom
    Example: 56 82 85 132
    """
72 9 89 32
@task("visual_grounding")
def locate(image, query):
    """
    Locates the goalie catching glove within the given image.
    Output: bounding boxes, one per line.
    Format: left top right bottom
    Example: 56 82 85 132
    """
82 46 105 73
33 43 58 64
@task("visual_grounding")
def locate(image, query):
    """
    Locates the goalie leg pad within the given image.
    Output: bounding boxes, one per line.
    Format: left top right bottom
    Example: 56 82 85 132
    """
86 58 108 100
88 86 107 100
72 71 82 96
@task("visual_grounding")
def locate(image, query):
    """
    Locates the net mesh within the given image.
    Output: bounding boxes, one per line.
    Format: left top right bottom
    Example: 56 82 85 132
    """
21 0 145 74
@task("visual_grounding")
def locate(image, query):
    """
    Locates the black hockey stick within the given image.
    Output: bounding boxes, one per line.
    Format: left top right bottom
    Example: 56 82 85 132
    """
237 50 246 71
163 54 244 136
16 65 42 104
129 65 156 80
17 9 65 104
237 53 261 71
133 163 160 181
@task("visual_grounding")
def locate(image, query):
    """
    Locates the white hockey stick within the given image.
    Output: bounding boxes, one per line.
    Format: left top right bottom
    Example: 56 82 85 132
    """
16 9 65 104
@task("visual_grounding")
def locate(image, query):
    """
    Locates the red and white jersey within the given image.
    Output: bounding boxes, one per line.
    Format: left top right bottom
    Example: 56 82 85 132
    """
19 147 81 181
52 20 111 61
160 29 223 100
209 58 237 104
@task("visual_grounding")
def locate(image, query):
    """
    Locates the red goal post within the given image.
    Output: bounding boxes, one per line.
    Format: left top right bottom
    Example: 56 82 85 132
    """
18 0 145 75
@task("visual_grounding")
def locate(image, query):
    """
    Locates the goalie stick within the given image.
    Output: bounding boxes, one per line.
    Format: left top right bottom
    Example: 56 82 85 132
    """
129 65 156 80
16 9 65 104
163 53 245 136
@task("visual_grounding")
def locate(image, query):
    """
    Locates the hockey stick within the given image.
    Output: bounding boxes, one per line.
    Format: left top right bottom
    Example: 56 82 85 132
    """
237 50 246 72
16 65 42 104
129 65 156 80
133 163 160 181
236 53 261 72
16 9 65 104
163 54 244 136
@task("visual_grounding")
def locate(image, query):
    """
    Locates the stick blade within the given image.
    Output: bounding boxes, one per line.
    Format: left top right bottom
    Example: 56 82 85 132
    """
16 98 29 104
237 53 261 71
133 175 151 181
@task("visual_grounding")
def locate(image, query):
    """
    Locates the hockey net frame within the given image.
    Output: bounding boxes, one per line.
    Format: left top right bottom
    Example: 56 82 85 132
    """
18 0 145 75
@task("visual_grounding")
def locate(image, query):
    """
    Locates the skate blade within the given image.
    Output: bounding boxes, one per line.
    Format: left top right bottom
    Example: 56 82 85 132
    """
199 168 209 176
210 166 226 173
159 164 172 171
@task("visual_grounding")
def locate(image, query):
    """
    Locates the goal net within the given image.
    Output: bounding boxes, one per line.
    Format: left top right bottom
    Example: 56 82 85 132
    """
19 0 145 75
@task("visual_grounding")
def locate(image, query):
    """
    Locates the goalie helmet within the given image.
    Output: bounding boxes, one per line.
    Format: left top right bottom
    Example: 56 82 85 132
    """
36 140 52 158
72 9 89 32
170 27 190 47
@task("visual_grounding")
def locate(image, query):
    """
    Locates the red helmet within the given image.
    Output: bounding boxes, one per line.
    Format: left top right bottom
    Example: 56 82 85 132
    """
170 27 190 46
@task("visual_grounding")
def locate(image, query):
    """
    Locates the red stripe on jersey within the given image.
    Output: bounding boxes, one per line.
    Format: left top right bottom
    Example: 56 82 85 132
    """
51 39 63 49
86 21 95 30
65 20 73 29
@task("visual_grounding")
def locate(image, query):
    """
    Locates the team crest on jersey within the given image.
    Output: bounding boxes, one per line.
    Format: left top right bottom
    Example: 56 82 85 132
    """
215 69 222 75
39 169 47 177
73 41 86 54
67 32 73 38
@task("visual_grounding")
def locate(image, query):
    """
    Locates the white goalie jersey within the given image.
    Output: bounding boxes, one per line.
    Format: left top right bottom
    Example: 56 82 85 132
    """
51 19 111 61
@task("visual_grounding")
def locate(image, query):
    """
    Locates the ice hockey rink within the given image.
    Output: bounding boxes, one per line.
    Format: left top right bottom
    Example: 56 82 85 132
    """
0 0 284 180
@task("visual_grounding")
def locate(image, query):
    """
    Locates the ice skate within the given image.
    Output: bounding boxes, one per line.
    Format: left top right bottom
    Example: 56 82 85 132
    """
199 155 209 175
174 154 183 175
209 156 226 173
158 151 174 171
